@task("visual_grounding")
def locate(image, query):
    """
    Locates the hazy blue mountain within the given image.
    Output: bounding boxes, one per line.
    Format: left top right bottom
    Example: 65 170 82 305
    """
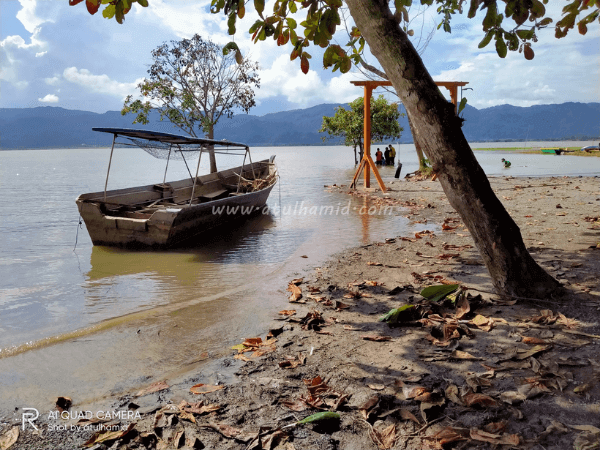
1 102 598 149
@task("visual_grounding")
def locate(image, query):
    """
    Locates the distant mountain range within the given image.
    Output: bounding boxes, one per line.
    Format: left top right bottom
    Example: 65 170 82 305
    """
1 102 598 149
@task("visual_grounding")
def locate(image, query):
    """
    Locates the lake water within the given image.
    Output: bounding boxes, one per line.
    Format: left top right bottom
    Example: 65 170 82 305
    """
0 140 598 416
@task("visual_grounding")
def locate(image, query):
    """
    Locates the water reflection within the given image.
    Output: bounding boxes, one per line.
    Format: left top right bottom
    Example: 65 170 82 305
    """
87 212 278 281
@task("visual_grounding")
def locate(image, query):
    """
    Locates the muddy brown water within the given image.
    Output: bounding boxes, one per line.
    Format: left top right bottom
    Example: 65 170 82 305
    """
1 141 599 418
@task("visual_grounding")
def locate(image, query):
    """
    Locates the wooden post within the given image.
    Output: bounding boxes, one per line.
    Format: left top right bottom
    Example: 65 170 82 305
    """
104 133 116 202
363 86 371 188
189 147 203 205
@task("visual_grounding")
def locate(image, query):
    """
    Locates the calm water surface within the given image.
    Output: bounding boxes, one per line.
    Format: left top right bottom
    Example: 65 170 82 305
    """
0 140 598 414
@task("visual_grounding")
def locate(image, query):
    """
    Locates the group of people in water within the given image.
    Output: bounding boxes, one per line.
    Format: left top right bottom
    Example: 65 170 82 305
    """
375 145 397 166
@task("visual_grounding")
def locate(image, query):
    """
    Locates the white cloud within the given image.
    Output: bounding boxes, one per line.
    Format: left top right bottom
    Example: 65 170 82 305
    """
38 94 58 103
44 76 60 85
16 0 51 33
256 55 367 106
0 26 45 51
63 67 144 100
142 0 226 41
427 12 600 109
35 51 46 57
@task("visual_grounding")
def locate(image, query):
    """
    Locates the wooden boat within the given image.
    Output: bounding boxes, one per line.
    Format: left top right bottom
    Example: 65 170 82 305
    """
76 128 277 248
581 145 600 152
541 148 564 155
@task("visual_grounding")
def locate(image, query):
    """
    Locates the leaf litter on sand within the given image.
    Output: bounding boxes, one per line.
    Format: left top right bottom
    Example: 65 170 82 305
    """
282 376 348 412
0 427 18 450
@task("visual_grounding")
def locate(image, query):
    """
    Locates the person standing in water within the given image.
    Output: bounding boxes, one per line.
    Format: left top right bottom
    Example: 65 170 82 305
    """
375 148 383 165
389 144 396 166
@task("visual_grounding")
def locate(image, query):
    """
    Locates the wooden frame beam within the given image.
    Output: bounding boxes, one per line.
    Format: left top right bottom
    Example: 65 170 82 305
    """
349 80 468 190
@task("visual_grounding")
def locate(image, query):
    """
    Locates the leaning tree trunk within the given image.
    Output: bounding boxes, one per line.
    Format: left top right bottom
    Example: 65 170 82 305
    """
407 115 427 171
207 125 218 173
346 0 560 298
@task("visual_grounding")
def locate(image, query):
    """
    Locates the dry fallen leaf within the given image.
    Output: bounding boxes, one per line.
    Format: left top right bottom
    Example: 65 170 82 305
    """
483 421 507 434
84 423 135 448
431 427 469 446
470 314 494 332
0 427 19 450
362 335 392 342
455 295 470 320
135 381 169 397
470 428 519 446
190 384 225 395
515 344 552 360
371 424 396 450
451 350 481 360
287 283 302 302
359 396 380 420
178 400 221 416
500 391 526 405
463 392 498 408
521 336 550 345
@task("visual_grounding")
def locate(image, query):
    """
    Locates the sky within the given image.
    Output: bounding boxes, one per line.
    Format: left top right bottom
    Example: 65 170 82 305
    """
0 0 598 116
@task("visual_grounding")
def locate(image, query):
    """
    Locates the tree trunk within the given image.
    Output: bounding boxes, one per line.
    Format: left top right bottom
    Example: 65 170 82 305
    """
407 115 427 171
346 0 560 298
358 141 364 162
207 125 218 173
353 144 358 165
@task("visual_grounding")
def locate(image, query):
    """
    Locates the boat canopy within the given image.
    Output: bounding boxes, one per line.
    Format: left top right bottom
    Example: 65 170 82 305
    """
92 127 248 149
94 127 257 200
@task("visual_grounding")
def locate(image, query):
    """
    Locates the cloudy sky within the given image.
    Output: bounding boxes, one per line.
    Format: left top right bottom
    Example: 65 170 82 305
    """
1 0 598 116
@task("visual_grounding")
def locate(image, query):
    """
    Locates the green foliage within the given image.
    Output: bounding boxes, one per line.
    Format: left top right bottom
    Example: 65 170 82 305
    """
378 304 415 324
297 412 341 425
121 34 259 141
319 95 403 153
420 284 460 302
72 0 598 68
457 97 468 115
69 0 147 24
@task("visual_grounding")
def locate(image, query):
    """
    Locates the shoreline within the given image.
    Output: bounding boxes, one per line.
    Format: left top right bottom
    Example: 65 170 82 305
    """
3 175 600 449
1 140 599 152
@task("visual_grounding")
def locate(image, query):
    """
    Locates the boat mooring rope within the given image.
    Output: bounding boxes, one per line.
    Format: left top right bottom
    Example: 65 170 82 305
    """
73 215 83 251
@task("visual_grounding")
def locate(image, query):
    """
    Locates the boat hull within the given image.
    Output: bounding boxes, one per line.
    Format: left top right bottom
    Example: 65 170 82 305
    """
77 159 277 249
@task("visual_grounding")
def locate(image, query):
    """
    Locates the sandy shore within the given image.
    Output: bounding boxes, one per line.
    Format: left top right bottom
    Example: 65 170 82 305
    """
3 175 600 450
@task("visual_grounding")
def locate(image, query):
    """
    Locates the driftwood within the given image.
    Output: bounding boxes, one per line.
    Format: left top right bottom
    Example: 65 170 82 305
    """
235 171 277 193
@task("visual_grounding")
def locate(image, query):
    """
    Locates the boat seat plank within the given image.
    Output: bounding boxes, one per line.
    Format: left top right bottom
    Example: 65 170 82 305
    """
200 189 228 200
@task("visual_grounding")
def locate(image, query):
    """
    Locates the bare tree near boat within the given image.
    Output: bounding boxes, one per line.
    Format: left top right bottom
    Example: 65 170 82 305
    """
76 128 277 249
121 34 260 174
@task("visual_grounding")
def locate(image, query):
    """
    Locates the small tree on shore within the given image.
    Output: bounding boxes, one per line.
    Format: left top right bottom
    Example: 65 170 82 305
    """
320 95 402 165
121 34 260 173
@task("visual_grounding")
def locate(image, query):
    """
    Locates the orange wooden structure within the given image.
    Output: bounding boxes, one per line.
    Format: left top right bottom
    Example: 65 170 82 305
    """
350 80 468 191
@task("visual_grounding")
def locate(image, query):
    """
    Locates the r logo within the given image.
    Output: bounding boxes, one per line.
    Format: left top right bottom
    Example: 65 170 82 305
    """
22 408 39 431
